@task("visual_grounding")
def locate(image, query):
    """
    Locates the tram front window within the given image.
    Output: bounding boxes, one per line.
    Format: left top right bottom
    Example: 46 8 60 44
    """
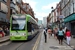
11 15 26 31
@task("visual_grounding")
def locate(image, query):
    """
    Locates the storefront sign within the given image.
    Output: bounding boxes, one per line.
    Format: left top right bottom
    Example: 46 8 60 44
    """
49 23 52 26
59 15 63 18
64 14 75 23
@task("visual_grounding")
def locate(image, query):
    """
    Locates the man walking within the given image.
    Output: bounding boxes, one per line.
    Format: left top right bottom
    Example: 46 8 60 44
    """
44 28 47 43
45 27 47 33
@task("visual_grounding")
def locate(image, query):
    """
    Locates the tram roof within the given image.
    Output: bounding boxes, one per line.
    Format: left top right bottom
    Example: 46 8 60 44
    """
11 14 38 25
26 14 38 25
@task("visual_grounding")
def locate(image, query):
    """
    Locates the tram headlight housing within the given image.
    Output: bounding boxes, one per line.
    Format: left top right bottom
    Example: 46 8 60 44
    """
10 33 15 36
23 33 26 36
11 34 13 36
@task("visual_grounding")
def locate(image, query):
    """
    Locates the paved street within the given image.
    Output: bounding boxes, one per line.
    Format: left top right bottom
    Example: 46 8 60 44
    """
0 29 75 50
0 0 75 50
39 30 75 50
0 29 43 50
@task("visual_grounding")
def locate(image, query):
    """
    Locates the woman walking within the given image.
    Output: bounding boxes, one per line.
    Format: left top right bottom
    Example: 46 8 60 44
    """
55 28 58 39
53 28 56 38
65 29 72 46
48 28 52 38
58 28 64 45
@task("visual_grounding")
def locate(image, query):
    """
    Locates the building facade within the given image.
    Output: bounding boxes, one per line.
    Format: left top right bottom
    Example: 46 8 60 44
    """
0 0 35 29
38 20 42 25
55 2 61 28
35 18 38 22
0 0 9 27
61 0 75 35
43 17 47 28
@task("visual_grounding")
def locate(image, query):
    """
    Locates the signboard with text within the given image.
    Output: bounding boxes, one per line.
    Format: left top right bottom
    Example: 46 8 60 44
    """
59 15 63 18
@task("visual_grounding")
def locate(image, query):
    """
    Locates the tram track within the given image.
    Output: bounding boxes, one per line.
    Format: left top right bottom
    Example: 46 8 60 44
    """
0 29 42 50
15 42 25 50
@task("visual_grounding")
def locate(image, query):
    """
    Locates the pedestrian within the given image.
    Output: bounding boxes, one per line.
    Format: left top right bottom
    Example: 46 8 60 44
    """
58 28 64 45
7 27 10 35
4 28 7 36
44 28 47 43
48 28 52 38
53 28 55 38
45 27 47 33
62 27 67 40
55 28 58 39
65 29 72 46
0 27 4 37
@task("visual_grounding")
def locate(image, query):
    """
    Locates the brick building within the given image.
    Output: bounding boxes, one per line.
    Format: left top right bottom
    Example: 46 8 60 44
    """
0 0 35 28
35 18 38 22
22 2 35 18
61 0 75 35
54 2 61 28
0 0 9 27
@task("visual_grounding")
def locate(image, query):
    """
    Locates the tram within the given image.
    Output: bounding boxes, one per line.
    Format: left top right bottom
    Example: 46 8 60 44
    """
10 14 39 40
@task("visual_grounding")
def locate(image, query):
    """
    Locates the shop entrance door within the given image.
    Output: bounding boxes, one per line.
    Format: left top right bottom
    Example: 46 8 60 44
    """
71 22 75 35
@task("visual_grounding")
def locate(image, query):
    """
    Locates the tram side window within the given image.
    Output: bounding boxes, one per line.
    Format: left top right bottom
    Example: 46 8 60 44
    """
27 22 32 32
32 24 34 31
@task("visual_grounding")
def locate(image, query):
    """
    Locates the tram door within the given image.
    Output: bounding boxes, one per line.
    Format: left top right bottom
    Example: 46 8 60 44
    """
27 22 32 32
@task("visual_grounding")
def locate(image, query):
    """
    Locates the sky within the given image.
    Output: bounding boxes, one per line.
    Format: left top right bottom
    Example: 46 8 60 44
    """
23 0 60 20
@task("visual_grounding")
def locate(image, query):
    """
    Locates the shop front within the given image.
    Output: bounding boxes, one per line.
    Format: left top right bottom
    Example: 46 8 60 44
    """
55 21 60 29
0 18 10 30
64 13 75 35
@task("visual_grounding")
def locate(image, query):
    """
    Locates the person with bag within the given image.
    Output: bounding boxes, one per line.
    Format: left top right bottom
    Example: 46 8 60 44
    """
45 27 47 33
62 27 67 40
44 28 47 43
48 28 52 38
65 29 72 46
53 28 56 38
0 27 4 37
55 28 58 39
58 28 64 45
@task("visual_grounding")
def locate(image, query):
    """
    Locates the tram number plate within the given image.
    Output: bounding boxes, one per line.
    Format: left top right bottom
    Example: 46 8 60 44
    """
16 33 20 35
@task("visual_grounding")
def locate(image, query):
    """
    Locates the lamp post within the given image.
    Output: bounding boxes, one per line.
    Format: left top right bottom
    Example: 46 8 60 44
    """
51 7 54 31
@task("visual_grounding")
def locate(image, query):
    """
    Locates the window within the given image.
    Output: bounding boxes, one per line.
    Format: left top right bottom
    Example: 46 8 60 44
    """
27 5 30 9
70 3 73 14
73 3 74 13
13 0 16 4
11 15 26 31
1 2 8 12
27 9 29 12
68 7 69 16
67 0 69 2
23 5 26 9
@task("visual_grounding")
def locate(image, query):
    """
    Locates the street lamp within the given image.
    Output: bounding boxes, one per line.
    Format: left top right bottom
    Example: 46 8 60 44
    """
51 7 54 23
51 7 54 31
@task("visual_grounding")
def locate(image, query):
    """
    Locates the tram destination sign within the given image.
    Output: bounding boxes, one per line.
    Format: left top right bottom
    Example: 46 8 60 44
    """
13 15 26 18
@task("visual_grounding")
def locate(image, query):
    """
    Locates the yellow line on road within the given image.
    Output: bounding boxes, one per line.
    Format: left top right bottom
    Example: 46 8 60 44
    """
0 45 2 46
32 31 43 50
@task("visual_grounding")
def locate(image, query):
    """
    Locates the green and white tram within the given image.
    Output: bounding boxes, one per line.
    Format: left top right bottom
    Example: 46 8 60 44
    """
10 14 38 40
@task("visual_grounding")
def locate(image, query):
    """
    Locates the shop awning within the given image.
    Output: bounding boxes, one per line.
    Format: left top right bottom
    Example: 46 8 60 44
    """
64 14 75 23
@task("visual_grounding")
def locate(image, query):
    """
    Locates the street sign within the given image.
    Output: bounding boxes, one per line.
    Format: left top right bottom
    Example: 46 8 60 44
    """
49 23 52 26
59 15 63 18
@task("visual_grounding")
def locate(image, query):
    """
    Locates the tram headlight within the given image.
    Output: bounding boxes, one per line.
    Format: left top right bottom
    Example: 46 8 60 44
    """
23 33 26 36
11 34 13 36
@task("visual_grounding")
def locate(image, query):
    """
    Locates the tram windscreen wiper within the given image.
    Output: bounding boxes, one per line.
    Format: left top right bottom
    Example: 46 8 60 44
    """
16 31 18 33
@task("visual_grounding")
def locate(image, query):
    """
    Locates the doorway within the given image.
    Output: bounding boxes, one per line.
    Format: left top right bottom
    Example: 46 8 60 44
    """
71 22 75 35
